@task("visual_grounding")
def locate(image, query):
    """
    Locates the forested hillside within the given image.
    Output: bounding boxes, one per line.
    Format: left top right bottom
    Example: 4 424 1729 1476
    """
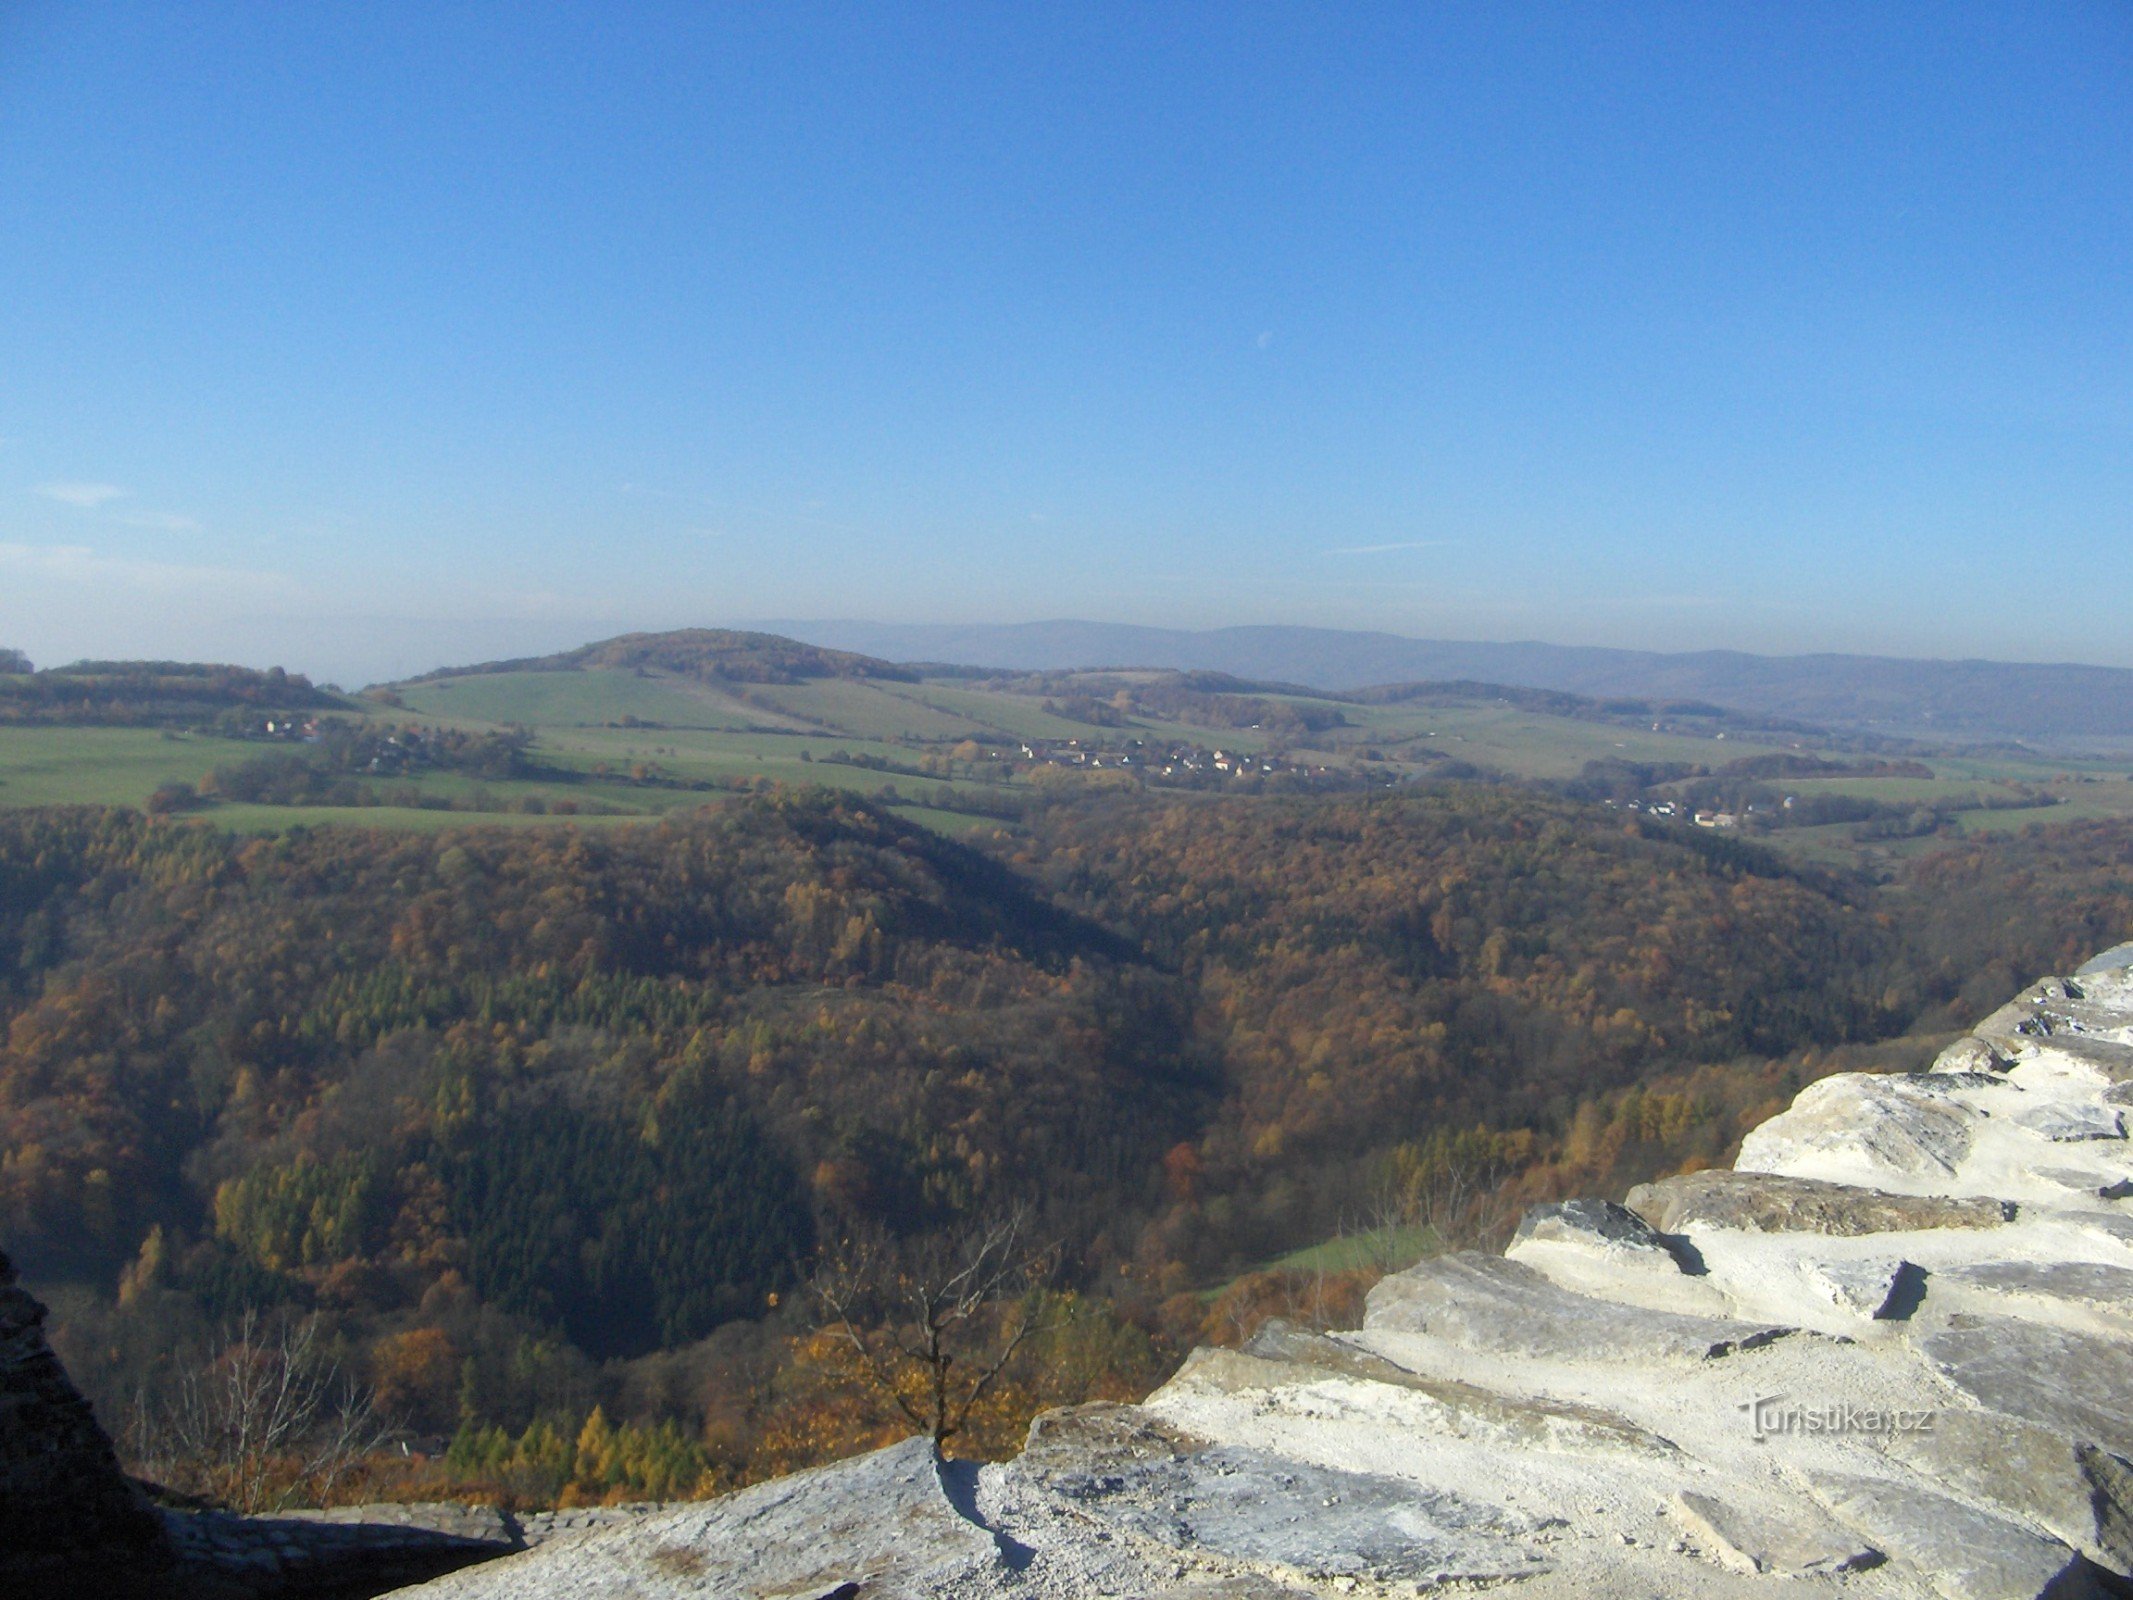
0 661 344 726
5 787 2132 1500
422 629 916 685
1013 796 1895 1266
0 796 1196 1313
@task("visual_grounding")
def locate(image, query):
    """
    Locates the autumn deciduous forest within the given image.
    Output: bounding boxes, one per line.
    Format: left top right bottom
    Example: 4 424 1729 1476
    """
5 787 2132 1503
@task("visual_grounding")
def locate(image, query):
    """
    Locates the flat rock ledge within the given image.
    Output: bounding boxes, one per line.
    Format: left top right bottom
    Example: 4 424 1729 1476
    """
393 952 2133 1600
156 1500 639 1597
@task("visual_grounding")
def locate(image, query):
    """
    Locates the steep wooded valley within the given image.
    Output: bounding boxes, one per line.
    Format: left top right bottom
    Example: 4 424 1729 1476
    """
7 777 2133 1504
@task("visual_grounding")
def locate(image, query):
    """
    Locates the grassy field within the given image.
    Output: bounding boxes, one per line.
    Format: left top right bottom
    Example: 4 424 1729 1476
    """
1258 1223 1431 1277
394 669 781 730
885 683 1105 741
1333 701 1794 779
1952 787 2133 832
745 678 994 740
0 727 232 808
11 660 2133 856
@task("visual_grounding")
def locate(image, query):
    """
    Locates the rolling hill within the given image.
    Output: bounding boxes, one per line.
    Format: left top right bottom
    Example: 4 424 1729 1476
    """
757 620 2133 745
0 660 345 727
422 629 916 686
7 630 2132 866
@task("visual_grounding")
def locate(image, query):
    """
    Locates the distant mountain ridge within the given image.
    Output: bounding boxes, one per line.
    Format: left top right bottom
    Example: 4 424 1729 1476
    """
756 620 2133 744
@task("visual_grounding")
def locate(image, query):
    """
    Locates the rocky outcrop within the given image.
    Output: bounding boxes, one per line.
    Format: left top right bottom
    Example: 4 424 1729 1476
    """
396 949 2133 1600
386 1436 1012 1599
1624 1170 2016 1236
0 1248 566 1599
161 1502 547 1597
0 1247 175 1598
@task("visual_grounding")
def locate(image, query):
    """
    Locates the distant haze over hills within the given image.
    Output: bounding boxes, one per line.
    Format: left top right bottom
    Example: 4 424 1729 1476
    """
757 620 2133 746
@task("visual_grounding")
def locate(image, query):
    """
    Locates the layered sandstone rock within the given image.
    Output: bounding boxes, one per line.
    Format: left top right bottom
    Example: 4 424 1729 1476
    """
398 949 2133 1600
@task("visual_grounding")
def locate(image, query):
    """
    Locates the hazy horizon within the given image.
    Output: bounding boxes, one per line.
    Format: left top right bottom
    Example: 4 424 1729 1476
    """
16 611 2133 698
4 5 2128 683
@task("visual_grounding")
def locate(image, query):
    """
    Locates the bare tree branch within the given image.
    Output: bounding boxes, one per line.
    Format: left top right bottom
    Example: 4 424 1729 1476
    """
809 1205 1067 1448
129 1307 387 1512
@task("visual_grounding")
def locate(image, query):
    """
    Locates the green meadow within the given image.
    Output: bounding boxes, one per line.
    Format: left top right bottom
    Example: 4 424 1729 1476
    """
0 727 232 809
394 669 779 730
1330 700 1795 779
8 659 2133 858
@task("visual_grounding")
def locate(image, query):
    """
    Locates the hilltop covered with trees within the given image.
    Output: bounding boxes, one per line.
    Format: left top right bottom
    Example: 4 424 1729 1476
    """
415 629 917 686
0 661 344 726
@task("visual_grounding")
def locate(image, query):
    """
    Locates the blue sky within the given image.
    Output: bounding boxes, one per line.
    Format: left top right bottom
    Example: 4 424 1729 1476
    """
1 3 2127 684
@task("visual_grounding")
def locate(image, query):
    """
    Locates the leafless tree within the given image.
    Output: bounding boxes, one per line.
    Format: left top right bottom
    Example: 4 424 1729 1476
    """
1349 1149 1520 1270
811 1207 1063 1449
129 1308 385 1512
1409 1153 1519 1255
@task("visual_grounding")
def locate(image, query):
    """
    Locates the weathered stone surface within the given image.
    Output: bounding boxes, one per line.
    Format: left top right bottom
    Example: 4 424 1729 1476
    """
1937 1261 2133 1327
1003 1405 1566 1595
2034 1166 2130 1196
1975 977 2133 1082
1191 1329 1678 1456
1511 1197 1670 1253
1033 1432 1551 1586
402 1435 1007 1600
1802 1257 1925 1319
1737 1072 1981 1182
0 1249 174 1599
1669 1489 1880 1577
1976 997 2049 1047
1807 1472 2106 1600
1921 1317 2133 1460
1505 1196 1735 1314
515 1503 661 1547
1626 1169 2014 1236
1014 1399 1194 1479
2081 1213 2133 1246
2028 1036 2133 1082
2011 1100 2128 1142
1364 1251 1794 1363
2077 1446 2133 1576
1883 1410 2133 1570
1238 1317 1419 1379
1936 1037 2015 1074
277 1503 518 1541
2078 945 2133 977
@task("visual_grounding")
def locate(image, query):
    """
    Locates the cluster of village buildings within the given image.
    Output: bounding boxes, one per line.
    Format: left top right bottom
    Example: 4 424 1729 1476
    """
245 714 325 741
1000 736 1343 784
1601 796 1773 828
